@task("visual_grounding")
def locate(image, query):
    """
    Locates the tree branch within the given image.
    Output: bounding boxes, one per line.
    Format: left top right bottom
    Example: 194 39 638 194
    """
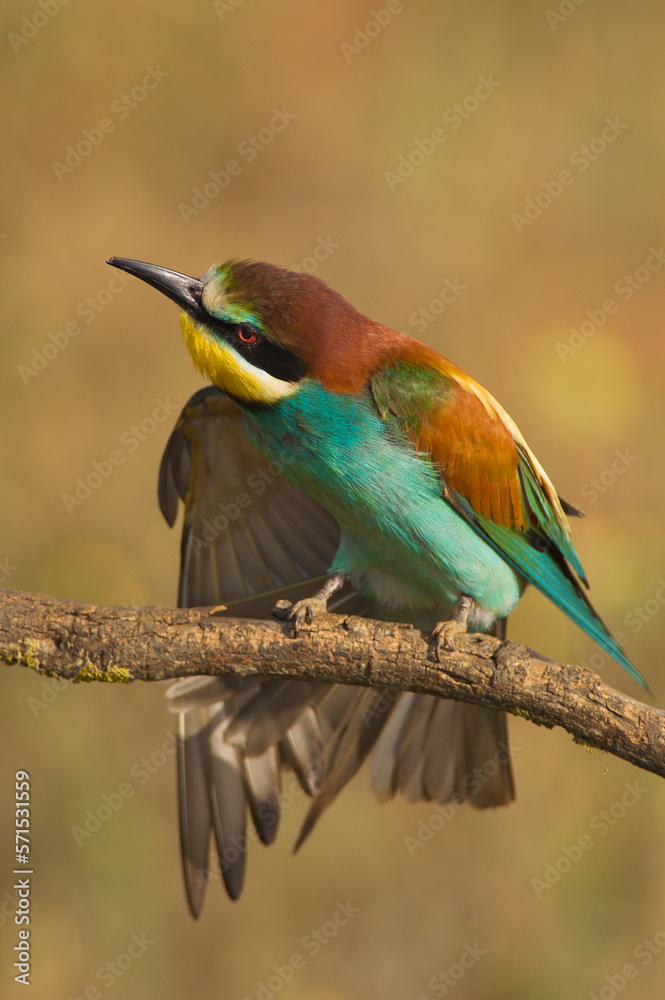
2 588 664 777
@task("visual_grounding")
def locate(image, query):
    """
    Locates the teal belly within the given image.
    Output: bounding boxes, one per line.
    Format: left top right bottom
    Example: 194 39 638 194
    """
245 382 521 624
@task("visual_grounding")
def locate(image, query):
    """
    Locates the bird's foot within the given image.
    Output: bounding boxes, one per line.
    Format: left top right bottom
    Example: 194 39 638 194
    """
285 594 330 635
274 572 346 637
431 595 474 661
431 619 466 657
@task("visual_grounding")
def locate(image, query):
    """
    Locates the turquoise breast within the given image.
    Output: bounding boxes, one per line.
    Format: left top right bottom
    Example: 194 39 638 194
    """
244 381 521 623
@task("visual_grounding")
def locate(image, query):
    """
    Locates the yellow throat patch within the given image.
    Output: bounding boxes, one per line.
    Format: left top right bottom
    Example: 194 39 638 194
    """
179 314 297 405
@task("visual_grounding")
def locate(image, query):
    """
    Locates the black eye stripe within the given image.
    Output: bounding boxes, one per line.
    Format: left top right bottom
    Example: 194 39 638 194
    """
206 316 306 384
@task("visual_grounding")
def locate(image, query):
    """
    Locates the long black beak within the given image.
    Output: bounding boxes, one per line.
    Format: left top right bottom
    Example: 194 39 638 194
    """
107 257 205 316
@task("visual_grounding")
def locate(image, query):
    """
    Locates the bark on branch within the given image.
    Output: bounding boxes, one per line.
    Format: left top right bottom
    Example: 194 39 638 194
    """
2 588 664 778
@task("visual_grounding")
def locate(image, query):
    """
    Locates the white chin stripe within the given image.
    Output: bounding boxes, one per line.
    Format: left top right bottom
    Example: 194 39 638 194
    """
222 341 299 403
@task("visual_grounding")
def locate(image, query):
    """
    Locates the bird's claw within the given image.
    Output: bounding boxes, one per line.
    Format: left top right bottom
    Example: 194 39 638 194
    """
431 619 467 660
279 596 329 636
273 572 346 637
430 595 474 660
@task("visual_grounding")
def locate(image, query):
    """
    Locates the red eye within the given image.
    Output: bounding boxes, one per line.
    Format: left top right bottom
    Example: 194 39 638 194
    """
237 326 258 344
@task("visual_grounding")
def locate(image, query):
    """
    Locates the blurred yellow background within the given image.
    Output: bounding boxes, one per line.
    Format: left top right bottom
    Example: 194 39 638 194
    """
2 1 665 997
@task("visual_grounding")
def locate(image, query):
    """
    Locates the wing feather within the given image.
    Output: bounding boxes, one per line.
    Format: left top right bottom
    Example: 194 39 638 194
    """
176 708 212 919
243 746 281 846
369 351 644 686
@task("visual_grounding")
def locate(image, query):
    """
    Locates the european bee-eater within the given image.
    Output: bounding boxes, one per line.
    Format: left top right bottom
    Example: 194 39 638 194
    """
108 255 645 914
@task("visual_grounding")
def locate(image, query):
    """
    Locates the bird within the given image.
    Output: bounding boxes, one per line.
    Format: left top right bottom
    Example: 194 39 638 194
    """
108 254 646 914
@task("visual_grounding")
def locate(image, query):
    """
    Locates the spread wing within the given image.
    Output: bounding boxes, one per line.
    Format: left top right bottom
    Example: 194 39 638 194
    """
160 387 360 912
158 386 342 603
161 387 515 915
369 353 645 688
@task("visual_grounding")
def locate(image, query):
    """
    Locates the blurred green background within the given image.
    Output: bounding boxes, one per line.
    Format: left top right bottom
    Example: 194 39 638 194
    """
2 1 665 997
